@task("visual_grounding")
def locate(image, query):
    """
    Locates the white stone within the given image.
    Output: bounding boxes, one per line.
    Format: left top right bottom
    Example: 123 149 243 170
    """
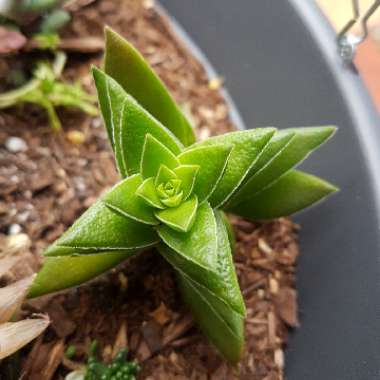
5 136 27 153
91 117 102 128
8 224 22 235
7 233 30 251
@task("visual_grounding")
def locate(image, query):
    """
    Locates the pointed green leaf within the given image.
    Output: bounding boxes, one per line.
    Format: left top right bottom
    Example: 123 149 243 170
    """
228 126 336 206
177 272 244 364
157 203 245 315
141 134 180 178
179 145 232 203
213 211 245 315
174 165 199 200
93 68 183 176
158 202 218 271
107 75 128 177
103 174 158 225
219 211 236 252
44 200 159 256
93 67 127 177
92 67 114 149
155 165 177 187
104 27 195 146
191 128 276 207
227 169 338 220
155 195 198 232
246 129 295 178
136 177 164 209
28 251 134 298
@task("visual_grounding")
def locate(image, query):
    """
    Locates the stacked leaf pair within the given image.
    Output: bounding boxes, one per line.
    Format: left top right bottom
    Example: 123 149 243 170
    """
29 28 337 363
105 134 201 233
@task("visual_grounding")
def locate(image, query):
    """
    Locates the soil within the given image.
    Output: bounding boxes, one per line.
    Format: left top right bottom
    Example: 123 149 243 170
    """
0 1 300 379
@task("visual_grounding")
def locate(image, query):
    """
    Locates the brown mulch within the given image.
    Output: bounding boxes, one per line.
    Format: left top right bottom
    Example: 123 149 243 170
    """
0 1 300 379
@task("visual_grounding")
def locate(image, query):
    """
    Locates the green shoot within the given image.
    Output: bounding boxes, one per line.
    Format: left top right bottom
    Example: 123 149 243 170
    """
0 51 98 131
84 342 139 380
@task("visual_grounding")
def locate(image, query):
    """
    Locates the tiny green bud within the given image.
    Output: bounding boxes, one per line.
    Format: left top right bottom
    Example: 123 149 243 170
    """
64 345 76 359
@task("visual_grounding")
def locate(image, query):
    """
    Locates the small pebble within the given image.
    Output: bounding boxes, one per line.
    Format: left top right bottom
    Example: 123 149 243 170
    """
6 233 30 250
5 136 27 153
91 117 103 128
23 190 32 199
274 349 284 369
198 127 211 141
208 77 224 90
77 158 88 167
73 177 86 193
17 211 30 223
8 223 22 235
10 175 19 183
57 168 66 178
66 130 86 145
143 0 155 8
257 288 265 299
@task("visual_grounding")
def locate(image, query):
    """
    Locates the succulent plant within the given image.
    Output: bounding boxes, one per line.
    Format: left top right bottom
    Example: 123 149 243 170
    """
65 344 139 380
0 51 98 131
0 257 49 360
0 0 99 130
0 0 69 32
85 344 139 380
28 28 337 363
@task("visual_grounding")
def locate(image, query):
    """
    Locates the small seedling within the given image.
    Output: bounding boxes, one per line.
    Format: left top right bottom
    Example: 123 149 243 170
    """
84 342 139 380
0 0 70 32
0 51 98 131
65 345 77 359
32 32 61 50
0 1 97 131
29 28 337 363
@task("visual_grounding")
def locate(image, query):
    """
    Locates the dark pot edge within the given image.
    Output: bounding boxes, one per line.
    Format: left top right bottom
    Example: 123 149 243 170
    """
289 0 380 221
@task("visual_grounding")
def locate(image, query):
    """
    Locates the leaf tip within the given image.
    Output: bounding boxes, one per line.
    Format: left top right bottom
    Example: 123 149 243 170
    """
323 181 339 195
104 26 136 61
313 124 338 141
104 25 118 42
323 124 338 138
91 65 105 84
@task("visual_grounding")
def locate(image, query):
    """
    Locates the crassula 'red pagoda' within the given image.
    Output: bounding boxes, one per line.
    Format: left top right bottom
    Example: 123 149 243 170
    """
28 28 337 363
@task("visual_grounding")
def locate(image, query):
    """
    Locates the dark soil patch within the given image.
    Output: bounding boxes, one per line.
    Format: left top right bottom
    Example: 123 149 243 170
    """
0 1 300 379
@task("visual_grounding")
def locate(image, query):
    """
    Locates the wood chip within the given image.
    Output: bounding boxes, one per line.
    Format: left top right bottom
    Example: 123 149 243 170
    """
267 311 277 346
149 302 172 325
275 288 299 327
46 300 76 338
269 277 279 295
258 238 273 255
162 316 193 346
112 322 128 358
141 320 163 353
136 339 151 362
28 339 64 380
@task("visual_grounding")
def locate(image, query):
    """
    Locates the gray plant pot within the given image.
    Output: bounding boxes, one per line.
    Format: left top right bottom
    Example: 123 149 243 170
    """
159 1 380 379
